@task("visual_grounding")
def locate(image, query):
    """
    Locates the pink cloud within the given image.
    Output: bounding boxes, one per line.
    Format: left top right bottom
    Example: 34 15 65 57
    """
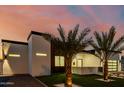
81 6 102 24
0 5 123 43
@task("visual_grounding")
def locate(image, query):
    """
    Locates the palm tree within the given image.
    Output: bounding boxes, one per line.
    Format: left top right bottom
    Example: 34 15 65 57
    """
46 24 92 87
90 26 124 80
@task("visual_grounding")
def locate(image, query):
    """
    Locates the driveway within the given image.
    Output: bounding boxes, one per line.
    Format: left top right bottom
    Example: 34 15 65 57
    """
0 74 46 87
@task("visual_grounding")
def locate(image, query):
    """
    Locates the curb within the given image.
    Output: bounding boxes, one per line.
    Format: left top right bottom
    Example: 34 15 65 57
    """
32 76 48 87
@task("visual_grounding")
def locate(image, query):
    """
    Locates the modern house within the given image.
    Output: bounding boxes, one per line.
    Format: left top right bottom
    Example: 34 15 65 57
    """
0 31 123 76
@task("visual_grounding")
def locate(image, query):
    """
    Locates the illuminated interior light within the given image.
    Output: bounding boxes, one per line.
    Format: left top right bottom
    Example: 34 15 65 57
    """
8 54 21 57
108 60 117 62
36 53 47 56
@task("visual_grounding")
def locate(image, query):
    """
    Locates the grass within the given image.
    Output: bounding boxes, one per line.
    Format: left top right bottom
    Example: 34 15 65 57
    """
36 73 124 87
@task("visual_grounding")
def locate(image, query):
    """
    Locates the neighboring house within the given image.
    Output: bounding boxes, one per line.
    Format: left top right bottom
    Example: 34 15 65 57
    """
0 31 123 76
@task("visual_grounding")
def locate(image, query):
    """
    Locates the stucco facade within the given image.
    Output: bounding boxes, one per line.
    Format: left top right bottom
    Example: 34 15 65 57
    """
0 31 51 76
1 41 28 75
72 52 122 75
72 52 101 75
28 34 51 76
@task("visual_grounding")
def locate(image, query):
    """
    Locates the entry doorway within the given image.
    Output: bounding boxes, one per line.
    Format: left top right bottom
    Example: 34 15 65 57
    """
72 59 83 67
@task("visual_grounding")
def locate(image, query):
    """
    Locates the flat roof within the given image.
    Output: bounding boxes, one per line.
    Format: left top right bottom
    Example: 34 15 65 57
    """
82 50 95 54
2 39 28 45
1 31 50 45
27 31 50 40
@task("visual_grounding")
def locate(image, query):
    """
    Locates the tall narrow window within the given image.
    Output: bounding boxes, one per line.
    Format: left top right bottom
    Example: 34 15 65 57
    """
55 56 64 66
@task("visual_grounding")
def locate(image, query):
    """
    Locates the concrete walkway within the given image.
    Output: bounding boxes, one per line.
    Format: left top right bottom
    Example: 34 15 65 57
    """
0 74 45 87
54 83 80 87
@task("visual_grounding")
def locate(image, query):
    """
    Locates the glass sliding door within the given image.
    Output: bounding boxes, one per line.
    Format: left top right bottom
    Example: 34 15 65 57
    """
108 60 118 72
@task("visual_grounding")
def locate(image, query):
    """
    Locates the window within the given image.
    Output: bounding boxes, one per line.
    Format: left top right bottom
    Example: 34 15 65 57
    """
108 60 118 71
77 59 83 67
55 56 64 66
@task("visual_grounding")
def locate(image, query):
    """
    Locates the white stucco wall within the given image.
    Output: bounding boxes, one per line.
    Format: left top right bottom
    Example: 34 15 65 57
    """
118 60 122 71
28 37 33 75
72 67 98 75
72 52 122 75
2 42 28 75
28 34 51 76
73 52 101 67
0 42 3 74
72 52 101 75
0 43 3 74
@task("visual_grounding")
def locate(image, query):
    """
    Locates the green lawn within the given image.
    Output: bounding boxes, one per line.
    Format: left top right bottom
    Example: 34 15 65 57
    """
36 73 124 87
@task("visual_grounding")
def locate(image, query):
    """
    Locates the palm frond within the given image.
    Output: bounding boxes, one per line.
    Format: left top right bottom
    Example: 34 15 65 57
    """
77 28 91 45
101 32 108 50
71 24 79 40
116 45 124 52
91 26 124 61
67 30 73 42
111 35 124 50
89 41 101 57
45 24 92 57
94 31 103 48
57 24 66 42
107 26 116 50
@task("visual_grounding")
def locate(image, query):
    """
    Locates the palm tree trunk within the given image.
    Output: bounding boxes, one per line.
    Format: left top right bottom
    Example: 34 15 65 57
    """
65 56 72 87
103 59 108 80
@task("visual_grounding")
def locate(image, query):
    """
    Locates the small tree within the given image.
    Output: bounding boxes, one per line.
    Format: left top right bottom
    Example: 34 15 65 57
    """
90 26 124 80
47 24 92 86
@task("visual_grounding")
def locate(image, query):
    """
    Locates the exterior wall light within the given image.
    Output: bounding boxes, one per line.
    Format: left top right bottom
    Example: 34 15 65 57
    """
36 53 47 56
0 42 3 60
8 54 21 57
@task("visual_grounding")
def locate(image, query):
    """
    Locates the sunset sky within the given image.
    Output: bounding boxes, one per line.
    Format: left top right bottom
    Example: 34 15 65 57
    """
0 5 124 42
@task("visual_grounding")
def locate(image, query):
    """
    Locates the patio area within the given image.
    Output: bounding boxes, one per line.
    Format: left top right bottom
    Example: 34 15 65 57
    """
0 74 46 87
